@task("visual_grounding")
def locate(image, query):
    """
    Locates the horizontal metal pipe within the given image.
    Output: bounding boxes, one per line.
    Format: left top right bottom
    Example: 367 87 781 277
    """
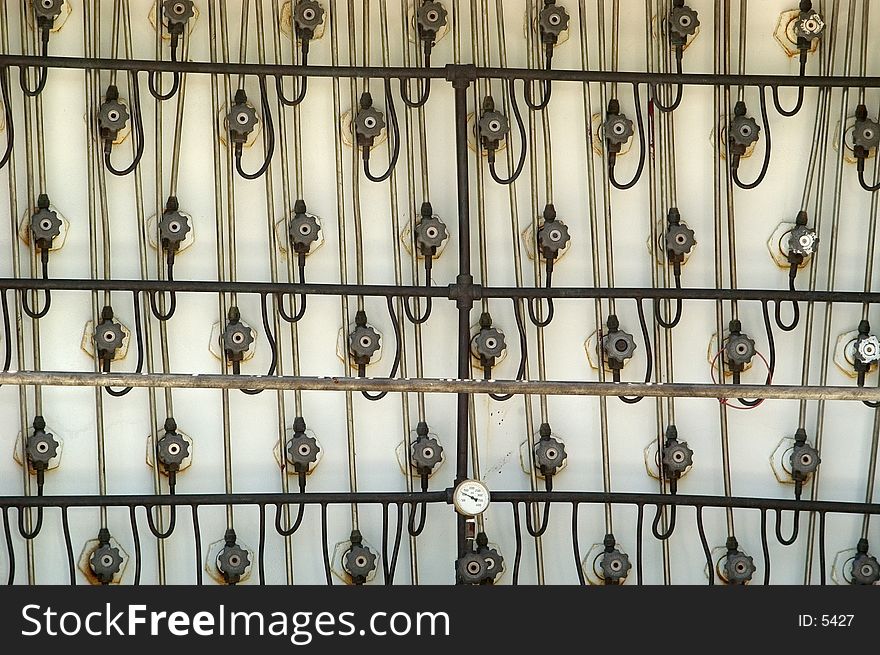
0 55 878 88
1 277 878 303
1 490 876 516
1 491 449 508
1 370 879 401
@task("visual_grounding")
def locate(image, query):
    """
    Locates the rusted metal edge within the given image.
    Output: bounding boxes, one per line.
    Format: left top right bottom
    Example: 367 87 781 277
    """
0 370 877 401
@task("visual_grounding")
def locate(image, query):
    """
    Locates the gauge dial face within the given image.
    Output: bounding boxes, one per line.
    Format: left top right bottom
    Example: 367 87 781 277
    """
452 479 491 517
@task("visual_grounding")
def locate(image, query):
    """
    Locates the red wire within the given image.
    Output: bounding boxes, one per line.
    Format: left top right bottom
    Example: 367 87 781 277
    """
709 346 772 411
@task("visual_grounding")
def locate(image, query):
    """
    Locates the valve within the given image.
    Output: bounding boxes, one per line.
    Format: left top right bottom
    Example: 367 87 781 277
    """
158 196 191 255
162 0 195 32
854 105 880 156
476 533 503 583
533 423 567 478
348 310 381 368
789 428 820 492
156 417 189 478
98 86 130 145
30 194 61 252
227 90 258 146
599 534 631 584
604 99 634 152
456 550 487 585
292 0 325 39
343 530 378 585
723 537 756 585
216 529 251 585
25 415 58 478
602 314 637 370
353 93 386 150
94 306 125 364
89 528 123 585
537 1 569 44
222 307 255 364
728 101 760 167
723 319 756 374
410 421 443 476
471 312 507 369
787 210 818 262
664 207 695 264
793 1 825 42
850 538 880 585
478 96 509 157
414 202 448 258
536 204 570 262
286 416 320 474
455 533 503 585
660 425 692 488
415 1 447 48
32 0 63 21
667 2 699 46
288 199 321 255
853 319 880 375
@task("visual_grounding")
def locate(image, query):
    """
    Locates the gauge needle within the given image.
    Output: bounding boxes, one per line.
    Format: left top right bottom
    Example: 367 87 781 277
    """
463 492 480 502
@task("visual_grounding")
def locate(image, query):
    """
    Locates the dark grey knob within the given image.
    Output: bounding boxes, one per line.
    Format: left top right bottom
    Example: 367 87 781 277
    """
538 3 570 39
157 431 189 472
724 550 756 584
162 0 195 26
354 105 386 142
216 542 250 584
89 543 123 584
32 0 63 21
288 211 321 253
534 434 567 476
480 545 504 582
724 332 756 367
472 326 507 363
348 324 381 364
668 5 699 40
30 207 62 247
158 209 191 251
344 543 378 582
98 98 130 137
729 114 760 147
456 551 487 585
26 428 59 469
662 440 693 478
790 442 820 478
537 219 571 260
414 215 448 254
293 0 325 33
227 101 258 143
600 548 632 582
478 110 509 148
416 1 448 36
286 432 320 470
850 552 880 585
854 117 880 150
94 319 125 360
410 434 443 473
223 320 255 360
604 113 634 145
602 328 637 363
665 222 696 258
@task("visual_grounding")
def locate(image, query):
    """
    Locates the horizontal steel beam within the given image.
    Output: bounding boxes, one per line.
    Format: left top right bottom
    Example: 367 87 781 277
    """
1 491 876 516
0 277 877 304
0 370 878 401
1 56 878 88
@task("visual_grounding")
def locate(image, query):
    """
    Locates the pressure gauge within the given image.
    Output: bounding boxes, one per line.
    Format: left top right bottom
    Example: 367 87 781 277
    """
452 479 491 517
